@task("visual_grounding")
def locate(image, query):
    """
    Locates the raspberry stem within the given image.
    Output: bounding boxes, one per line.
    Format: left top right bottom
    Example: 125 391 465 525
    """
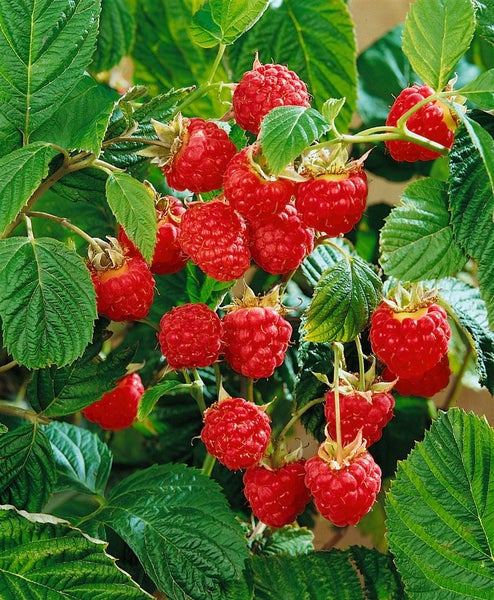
0 402 50 425
355 335 366 392
182 369 207 414
206 43 226 86
332 343 344 463
201 452 216 477
275 396 326 446
0 359 17 373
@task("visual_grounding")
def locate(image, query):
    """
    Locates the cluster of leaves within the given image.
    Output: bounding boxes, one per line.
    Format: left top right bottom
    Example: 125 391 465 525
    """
0 0 494 599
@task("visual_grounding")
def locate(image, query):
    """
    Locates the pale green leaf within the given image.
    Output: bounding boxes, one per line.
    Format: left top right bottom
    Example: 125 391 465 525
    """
0 505 153 599
260 106 329 175
386 409 494 599
191 5 222 48
44 421 112 496
91 0 135 73
379 178 467 280
457 69 494 109
402 0 476 90
0 424 56 512
100 463 249 600
0 0 101 151
0 143 58 237
137 379 190 420
105 173 158 263
0 237 97 369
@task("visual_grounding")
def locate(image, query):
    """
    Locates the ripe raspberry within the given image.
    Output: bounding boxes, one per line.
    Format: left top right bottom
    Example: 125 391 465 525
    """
88 238 155 322
243 460 311 528
158 302 223 370
305 445 381 527
232 57 310 135
385 84 456 162
83 373 144 431
200 397 271 470
324 388 395 447
296 168 368 236
178 199 251 281
222 289 292 379
222 144 296 220
369 301 451 379
383 353 451 398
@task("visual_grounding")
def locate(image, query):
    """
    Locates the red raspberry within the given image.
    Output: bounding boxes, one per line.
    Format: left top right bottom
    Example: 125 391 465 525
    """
324 389 395 447
249 203 314 274
305 448 381 527
222 293 292 379
233 58 310 135
296 168 368 236
200 397 271 470
222 144 296 220
369 301 451 379
88 239 155 322
158 302 223 370
178 199 251 281
243 460 311 528
83 373 144 431
383 353 451 397
385 84 456 162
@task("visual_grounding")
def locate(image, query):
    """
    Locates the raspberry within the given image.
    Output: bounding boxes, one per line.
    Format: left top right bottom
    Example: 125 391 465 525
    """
83 373 144 431
222 289 292 379
385 84 456 162
249 203 314 274
369 301 451 379
233 58 310 135
200 397 271 470
296 168 368 236
305 446 381 527
158 302 223 370
88 238 155 322
178 199 251 281
324 388 395 447
222 144 296 220
383 353 451 398
243 460 311 528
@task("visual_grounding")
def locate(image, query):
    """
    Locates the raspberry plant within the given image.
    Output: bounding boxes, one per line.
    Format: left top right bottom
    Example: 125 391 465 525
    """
0 0 494 598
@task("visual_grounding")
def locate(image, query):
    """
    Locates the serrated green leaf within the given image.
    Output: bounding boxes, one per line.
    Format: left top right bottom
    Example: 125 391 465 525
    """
301 241 357 288
0 0 101 152
91 0 135 73
257 527 314 557
303 255 382 343
386 409 494 599
0 505 153 599
0 237 97 369
0 424 56 512
0 143 58 237
100 463 249 600
379 178 467 281
457 69 494 109
43 421 112 496
449 112 494 327
402 0 476 90
260 106 329 175
137 379 190 420
105 172 158 263
191 5 223 48
348 547 407 600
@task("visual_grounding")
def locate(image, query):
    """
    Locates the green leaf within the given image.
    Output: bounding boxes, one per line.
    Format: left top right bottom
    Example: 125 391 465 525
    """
0 237 97 369
402 0 476 90
260 106 329 175
0 505 153 598
43 421 112 496
449 112 494 327
386 409 494 599
105 172 158 263
348 547 407 600
184 262 234 305
0 424 56 512
457 69 494 109
255 527 314 557
91 0 135 73
475 1 494 46
303 255 382 343
379 178 467 281
100 463 249 600
0 143 58 237
137 379 190 420
301 241 356 288
229 0 357 132
0 0 101 151
191 5 222 48
252 551 364 600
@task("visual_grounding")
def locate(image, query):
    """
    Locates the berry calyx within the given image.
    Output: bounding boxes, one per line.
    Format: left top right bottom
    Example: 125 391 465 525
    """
385 84 456 162
83 372 144 431
232 56 310 135
201 396 271 470
383 353 451 398
243 459 311 528
158 302 223 370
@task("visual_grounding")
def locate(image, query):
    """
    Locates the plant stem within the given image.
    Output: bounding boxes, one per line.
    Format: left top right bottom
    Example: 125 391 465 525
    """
207 44 226 85
332 343 344 463
355 335 366 392
73 495 107 528
276 396 326 443
0 402 50 424
26 211 101 254
0 360 18 373
138 317 161 332
183 369 207 414
441 346 473 410
201 452 216 477
213 362 222 392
